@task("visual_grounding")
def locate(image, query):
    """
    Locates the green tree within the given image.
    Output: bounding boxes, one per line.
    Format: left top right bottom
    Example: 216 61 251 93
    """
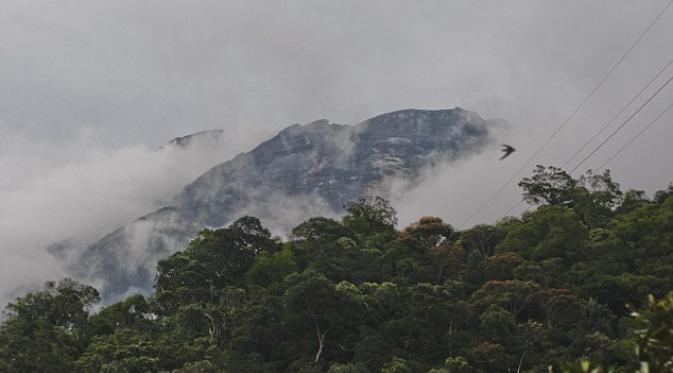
154 216 277 314
0 279 99 373
519 165 578 206
342 197 398 246
89 294 152 337
461 224 505 258
282 270 363 366
398 217 456 282
632 292 673 371
470 280 541 320
498 205 588 264
380 357 412 373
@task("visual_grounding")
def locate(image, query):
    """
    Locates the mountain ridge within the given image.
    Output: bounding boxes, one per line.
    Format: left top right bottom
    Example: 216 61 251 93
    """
71 107 499 301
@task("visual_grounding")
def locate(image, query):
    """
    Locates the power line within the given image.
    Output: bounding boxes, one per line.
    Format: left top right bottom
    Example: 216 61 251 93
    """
499 200 525 221
569 72 673 174
561 56 673 169
497 81 673 221
596 100 673 171
458 0 673 228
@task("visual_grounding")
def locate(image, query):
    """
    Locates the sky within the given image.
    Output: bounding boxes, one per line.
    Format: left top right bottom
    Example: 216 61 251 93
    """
1 0 673 302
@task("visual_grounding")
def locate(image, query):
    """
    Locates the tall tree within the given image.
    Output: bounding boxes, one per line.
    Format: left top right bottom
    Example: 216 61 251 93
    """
0 279 99 373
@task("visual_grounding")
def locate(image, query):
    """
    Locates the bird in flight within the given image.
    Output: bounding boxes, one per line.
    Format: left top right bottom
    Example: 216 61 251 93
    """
500 144 515 160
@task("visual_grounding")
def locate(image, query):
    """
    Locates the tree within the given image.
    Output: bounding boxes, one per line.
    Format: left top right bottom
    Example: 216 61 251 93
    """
327 362 370 373
519 165 577 206
574 169 623 228
380 357 412 373
466 342 512 372
470 280 541 320
246 247 298 288
292 217 354 242
75 328 167 372
282 270 363 366
478 305 516 344
3 176 673 372
632 292 673 371
461 224 505 258
497 205 588 263
616 189 648 214
519 166 623 228
398 217 457 282
342 197 398 246
398 216 454 253
154 216 277 314
171 360 219 373
442 356 475 373
485 252 525 280
89 294 152 337
0 279 99 373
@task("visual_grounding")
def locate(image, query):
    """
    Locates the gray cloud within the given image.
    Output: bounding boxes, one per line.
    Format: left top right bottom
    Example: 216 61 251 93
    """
2 0 673 303
0 134 236 304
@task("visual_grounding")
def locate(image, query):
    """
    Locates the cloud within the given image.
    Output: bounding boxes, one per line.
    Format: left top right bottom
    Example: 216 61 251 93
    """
3 0 672 148
0 131 235 305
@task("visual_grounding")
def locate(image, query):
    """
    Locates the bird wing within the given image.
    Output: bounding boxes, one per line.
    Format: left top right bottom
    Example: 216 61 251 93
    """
500 145 515 160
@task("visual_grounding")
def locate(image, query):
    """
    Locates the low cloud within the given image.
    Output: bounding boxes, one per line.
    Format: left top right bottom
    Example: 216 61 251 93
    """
0 131 235 305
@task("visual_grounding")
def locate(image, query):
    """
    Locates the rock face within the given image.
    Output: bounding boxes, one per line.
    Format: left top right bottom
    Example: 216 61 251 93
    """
162 129 225 150
76 108 497 300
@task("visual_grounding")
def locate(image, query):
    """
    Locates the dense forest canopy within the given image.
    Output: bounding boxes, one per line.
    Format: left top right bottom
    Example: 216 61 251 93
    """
2 165 673 372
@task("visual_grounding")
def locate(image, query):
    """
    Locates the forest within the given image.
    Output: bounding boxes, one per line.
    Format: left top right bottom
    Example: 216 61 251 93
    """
1 165 672 372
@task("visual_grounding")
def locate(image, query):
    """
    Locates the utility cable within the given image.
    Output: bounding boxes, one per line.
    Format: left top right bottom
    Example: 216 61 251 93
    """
498 84 673 221
596 100 673 171
458 0 673 228
569 72 673 174
497 99 673 221
561 56 673 169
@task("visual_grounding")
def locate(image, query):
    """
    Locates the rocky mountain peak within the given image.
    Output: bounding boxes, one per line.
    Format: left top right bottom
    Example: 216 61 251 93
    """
73 108 500 301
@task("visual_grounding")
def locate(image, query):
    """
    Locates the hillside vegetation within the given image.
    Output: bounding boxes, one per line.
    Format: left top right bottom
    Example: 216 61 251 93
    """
2 166 673 372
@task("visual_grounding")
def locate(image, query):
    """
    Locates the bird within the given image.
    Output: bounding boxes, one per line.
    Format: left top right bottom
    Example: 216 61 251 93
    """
500 144 515 160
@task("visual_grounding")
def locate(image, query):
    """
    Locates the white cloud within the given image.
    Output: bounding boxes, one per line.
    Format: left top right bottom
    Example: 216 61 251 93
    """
0 131 234 305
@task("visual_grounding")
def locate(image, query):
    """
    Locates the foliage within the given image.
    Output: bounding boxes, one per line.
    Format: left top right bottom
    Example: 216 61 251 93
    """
2 168 673 372
0 279 99 373
632 292 673 371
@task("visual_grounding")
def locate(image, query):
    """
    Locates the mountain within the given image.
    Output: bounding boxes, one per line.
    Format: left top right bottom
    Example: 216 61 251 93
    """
161 129 225 150
73 108 498 300
45 128 231 262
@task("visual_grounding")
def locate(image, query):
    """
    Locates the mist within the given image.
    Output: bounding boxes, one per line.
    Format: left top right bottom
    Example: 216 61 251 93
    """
0 132 235 304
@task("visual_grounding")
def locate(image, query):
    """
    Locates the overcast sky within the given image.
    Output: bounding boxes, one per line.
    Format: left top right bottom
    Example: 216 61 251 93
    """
1 0 673 300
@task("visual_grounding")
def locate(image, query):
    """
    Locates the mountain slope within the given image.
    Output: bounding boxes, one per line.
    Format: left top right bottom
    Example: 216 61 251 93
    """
75 108 498 300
